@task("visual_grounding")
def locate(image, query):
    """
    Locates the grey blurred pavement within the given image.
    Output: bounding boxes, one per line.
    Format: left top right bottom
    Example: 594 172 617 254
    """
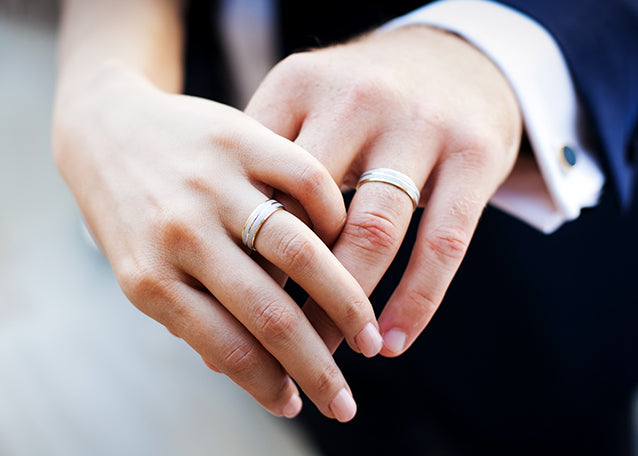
0 6 319 456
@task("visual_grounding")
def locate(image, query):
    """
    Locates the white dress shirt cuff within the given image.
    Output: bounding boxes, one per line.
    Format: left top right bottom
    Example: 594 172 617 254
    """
381 0 605 233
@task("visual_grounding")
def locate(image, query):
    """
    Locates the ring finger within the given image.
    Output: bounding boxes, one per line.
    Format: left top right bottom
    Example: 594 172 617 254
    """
229 194 383 358
301 137 440 353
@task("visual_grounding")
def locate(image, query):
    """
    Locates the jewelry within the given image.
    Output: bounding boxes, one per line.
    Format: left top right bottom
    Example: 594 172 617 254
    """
242 199 284 251
356 168 421 210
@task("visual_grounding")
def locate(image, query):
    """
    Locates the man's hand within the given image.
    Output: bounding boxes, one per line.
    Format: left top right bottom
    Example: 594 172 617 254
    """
247 25 523 356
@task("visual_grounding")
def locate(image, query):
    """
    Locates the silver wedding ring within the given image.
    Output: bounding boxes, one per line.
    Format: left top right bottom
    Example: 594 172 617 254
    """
242 199 284 252
356 168 421 210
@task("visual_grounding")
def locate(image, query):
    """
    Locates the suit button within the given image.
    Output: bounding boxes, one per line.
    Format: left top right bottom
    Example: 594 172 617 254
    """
559 144 577 171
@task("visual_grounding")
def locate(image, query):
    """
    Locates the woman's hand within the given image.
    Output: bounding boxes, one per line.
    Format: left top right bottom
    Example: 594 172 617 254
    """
247 25 523 357
52 63 383 422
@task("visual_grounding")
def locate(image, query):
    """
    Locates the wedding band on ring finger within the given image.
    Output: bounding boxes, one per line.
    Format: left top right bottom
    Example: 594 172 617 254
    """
242 199 285 252
356 168 421 210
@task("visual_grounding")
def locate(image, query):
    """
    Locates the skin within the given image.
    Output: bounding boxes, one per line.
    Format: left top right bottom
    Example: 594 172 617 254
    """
54 0 523 424
52 0 385 422
246 25 523 357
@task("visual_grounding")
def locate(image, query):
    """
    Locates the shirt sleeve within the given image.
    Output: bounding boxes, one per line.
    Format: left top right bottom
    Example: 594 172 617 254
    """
380 0 605 233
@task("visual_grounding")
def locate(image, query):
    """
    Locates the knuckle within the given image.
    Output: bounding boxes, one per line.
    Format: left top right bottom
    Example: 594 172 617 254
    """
220 341 260 379
456 146 493 170
115 260 183 324
455 122 492 148
183 172 214 197
273 52 315 82
117 260 167 305
313 363 342 397
156 209 207 256
341 298 368 329
340 71 397 113
208 128 243 158
424 226 469 263
415 104 445 129
342 210 401 256
448 192 486 226
296 162 330 199
275 231 316 273
307 303 342 336
253 300 299 345
404 286 439 322
405 103 447 137
449 128 500 170
346 76 377 105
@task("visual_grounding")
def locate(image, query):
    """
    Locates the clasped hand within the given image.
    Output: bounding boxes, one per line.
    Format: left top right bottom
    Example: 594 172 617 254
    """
247 26 522 357
53 26 521 423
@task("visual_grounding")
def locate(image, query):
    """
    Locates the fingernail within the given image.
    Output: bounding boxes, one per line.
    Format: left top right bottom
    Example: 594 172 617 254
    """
329 388 357 422
355 322 383 358
282 394 302 419
202 357 221 373
383 328 407 355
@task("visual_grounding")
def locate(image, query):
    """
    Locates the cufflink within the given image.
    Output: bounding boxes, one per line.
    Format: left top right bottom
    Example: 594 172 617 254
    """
558 144 577 171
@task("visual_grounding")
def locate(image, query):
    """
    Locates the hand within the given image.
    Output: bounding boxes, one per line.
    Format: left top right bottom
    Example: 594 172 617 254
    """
52 63 384 422
247 26 523 356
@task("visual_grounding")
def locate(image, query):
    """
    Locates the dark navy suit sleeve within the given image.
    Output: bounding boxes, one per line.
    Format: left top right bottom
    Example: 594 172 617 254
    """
498 0 638 208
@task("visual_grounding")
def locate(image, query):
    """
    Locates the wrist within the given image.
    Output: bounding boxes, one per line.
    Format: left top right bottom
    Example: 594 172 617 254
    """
52 60 155 174
54 58 153 112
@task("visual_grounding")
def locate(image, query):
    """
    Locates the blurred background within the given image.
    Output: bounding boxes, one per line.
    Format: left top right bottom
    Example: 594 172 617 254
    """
0 1 319 454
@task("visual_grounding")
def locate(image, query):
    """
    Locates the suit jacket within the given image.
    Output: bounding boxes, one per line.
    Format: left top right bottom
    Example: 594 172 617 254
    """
183 2 638 454
504 0 638 208
185 0 638 205
276 0 638 208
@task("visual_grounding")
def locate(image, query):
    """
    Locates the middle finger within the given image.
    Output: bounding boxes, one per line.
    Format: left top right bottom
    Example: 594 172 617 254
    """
184 231 358 422
303 142 438 353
